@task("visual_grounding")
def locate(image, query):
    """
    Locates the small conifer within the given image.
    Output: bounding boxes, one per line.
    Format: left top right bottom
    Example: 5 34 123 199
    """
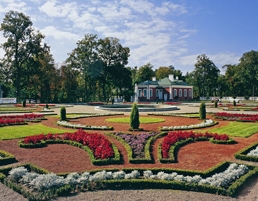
199 101 206 120
130 103 140 129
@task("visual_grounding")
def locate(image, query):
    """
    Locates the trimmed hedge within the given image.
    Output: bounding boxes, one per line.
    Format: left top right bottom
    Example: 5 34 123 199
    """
1 162 257 199
235 142 258 162
0 150 17 166
18 139 121 165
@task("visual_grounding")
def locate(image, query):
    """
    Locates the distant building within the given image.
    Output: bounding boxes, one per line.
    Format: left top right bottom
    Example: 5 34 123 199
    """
134 74 193 102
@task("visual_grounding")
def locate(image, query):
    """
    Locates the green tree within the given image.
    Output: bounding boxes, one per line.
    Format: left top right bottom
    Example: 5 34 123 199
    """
223 64 243 96
237 50 258 97
97 37 130 101
199 101 206 120
216 74 228 98
0 11 47 102
130 103 140 129
135 62 155 83
60 106 66 121
155 66 173 80
66 34 100 102
193 54 220 97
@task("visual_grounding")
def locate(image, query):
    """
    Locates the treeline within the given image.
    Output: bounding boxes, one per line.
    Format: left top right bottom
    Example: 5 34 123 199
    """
0 11 257 103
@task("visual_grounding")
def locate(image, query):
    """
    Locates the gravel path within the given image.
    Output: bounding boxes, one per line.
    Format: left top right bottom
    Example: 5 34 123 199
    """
1 103 258 201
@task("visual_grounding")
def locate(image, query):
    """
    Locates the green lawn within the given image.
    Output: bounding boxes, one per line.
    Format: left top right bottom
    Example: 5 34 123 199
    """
200 122 258 138
0 124 74 140
105 117 165 124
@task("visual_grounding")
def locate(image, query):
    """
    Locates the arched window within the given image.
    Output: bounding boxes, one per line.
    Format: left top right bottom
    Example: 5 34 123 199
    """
138 89 142 97
174 89 177 97
189 89 192 97
184 89 187 97
143 89 147 97
179 89 182 97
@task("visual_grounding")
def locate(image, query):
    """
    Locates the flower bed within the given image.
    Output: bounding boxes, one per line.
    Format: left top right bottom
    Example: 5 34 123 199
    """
38 104 56 107
18 129 120 164
0 114 45 126
108 132 163 163
163 102 182 105
160 119 217 131
14 104 37 107
214 112 258 122
1 162 257 200
160 131 234 162
57 120 113 130
235 142 258 162
0 150 17 166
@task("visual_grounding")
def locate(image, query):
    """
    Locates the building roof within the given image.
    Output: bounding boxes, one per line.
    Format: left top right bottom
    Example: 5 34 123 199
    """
158 77 192 86
138 80 159 85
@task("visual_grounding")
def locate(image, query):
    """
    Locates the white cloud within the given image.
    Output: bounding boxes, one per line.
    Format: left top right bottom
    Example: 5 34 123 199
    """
0 1 29 14
39 0 78 18
41 26 80 41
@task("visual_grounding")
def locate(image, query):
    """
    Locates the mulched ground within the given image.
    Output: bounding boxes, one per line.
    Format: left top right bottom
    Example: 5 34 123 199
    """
1 114 258 174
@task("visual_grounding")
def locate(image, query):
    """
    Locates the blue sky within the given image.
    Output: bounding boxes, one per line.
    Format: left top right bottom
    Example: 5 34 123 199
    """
0 0 258 75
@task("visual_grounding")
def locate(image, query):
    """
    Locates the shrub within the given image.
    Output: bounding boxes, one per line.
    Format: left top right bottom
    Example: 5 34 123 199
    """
60 106 66 121
199 101 206 120
214 101 218 108
233 100 236 106
130 103 140 129
22 100 26 107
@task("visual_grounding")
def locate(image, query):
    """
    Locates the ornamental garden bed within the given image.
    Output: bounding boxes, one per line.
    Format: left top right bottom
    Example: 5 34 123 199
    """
1 114 258 199
0 150 17 166
1 162 257 200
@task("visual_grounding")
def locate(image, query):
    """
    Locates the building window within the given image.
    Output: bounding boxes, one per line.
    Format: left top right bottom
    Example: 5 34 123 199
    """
174 89 177 97
156 89 159 97
179 89 182 97
143 89 147 97
138 89 142 97
150 89 153 97
184 89 187 97
189 89 192 97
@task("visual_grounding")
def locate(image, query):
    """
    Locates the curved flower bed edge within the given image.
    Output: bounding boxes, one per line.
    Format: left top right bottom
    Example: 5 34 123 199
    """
159 131 235 163
160 119 218 131
0 150 17 166
0 161 257 199
57 120 114 130
235 142 258 162
107 132 167 164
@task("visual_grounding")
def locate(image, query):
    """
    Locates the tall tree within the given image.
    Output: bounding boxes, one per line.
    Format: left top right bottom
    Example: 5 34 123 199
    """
193 54 220 97
66 34 101 102
97 37 130 101
237 50 258 97
223 64 243 97
155 66 183 80
0 11 46 102
135 62 155 83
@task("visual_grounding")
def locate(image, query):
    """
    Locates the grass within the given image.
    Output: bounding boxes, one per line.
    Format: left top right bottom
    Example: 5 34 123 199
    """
199 122 258 138
0 107 36 112
105 117 165 124
0 124 74 140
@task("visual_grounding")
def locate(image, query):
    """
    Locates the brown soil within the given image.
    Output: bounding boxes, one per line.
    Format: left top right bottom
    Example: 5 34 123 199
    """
1 115 258 174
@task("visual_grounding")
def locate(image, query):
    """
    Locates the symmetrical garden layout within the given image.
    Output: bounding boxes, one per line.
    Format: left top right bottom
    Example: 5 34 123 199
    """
1 109 258 200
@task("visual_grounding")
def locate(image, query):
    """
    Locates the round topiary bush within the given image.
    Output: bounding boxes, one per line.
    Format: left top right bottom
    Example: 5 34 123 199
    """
130 103 140 129
60 106 66 121
199 101 206 120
